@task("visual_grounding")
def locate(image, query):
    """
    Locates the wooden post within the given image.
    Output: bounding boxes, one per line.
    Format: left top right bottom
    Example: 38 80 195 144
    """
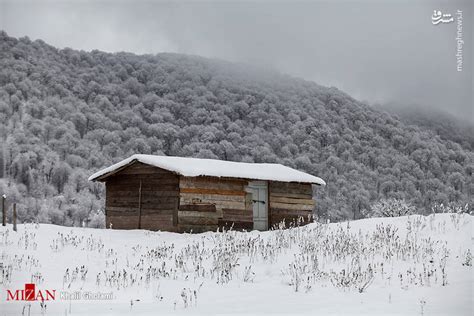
137 180 142 229
2 195 5 227
13 203 17 232
267 181 271 230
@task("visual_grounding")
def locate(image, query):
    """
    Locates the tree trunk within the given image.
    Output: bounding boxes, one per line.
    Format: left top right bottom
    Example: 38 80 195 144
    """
13 203 17 232
2 195 5 226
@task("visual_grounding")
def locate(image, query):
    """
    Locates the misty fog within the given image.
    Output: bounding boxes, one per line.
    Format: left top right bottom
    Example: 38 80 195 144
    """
0 0 472 121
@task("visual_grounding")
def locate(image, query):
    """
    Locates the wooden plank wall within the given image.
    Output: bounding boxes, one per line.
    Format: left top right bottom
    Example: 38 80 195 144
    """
103 162 316 233
178 176 252 232
105 162 179 231
268 181 314 228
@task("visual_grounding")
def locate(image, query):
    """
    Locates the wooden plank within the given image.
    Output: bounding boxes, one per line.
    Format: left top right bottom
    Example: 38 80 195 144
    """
173 205 178 227
108 170 178 178
140 209 175 215
222 215 253 222
180 187 245 196
106 194 179 205
180 204 217 212
95 161 167 181
269 192 313 199
180 177 246 191
179 216 219 225
222 208 252 216
106 206 138 213
269 181 312 189
115 169 174 175
142 201 178 209
180 192 245 203
107 200 178 209
107 177 178 183
270 202 314 211
220 208 253 227
107 214 176 231
106 183 179 191
271 207 312 214
114 162 173 175
269 182 312 195
105 206 175 216
107 190 179 198
106 215 139 229
267 180 271 231
222 210 252 221
179 198 245 211
105 174 174 183
107 175 179 184
269 187 313 195
107 196 178 204
179 181 244 191
106 200 137 208
107 211 139 217
270 196 315 205
108 196 177 204
140 214 173 222
107 209 176 216
178 211 219 219
107 204 178 211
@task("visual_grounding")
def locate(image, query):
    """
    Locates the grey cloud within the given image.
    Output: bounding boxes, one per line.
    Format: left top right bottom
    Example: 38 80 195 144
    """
1 0 472 121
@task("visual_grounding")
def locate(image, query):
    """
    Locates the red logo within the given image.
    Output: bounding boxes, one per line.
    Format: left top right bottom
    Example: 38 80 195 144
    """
6 284 56 301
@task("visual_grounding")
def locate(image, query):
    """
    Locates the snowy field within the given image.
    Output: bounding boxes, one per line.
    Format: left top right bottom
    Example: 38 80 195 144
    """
0 214 472 315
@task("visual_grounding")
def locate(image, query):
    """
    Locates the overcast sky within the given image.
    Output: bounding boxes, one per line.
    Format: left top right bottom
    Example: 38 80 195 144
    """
1 0 472 121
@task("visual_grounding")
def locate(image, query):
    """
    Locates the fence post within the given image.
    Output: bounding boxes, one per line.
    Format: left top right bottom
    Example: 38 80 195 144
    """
13 203 17 232
2 194 5 226
138 180 142 230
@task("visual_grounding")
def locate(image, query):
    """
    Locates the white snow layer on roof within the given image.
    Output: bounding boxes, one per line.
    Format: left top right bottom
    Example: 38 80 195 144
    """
88 154 326 185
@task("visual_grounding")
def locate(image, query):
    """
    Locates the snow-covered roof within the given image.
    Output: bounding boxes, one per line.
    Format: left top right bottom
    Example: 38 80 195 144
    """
88 154 326 185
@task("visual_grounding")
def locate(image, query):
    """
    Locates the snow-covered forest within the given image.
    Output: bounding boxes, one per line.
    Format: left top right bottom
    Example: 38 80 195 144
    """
0 31 472 226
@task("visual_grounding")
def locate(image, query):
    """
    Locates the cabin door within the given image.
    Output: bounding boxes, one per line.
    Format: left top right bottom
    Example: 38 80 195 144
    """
248 181 268 231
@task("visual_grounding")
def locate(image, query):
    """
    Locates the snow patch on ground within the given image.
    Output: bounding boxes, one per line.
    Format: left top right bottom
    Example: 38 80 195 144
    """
0 214 472 315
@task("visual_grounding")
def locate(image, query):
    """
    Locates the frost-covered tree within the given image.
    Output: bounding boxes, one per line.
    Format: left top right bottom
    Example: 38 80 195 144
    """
431 203 470 214
0 31 472 225
364 199 415 218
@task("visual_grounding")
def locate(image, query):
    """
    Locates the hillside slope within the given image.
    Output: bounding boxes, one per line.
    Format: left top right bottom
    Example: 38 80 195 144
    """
381 105 474 151
0 214 472 315
0 31 472 224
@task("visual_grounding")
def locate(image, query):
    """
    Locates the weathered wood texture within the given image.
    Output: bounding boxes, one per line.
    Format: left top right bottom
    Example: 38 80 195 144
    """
103 163 317 232
268 181 314 228
105 162 179 230
178 176 251 232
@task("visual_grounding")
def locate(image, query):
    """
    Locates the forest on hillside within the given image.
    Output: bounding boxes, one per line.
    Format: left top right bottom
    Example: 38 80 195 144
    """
0 31 472 226
382 105 474 151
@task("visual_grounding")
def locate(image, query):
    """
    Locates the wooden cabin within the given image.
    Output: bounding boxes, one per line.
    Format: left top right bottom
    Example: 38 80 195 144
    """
88 155 325 232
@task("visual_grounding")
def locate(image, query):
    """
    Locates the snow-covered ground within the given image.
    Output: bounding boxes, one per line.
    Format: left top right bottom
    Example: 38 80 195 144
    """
0 214 472 315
